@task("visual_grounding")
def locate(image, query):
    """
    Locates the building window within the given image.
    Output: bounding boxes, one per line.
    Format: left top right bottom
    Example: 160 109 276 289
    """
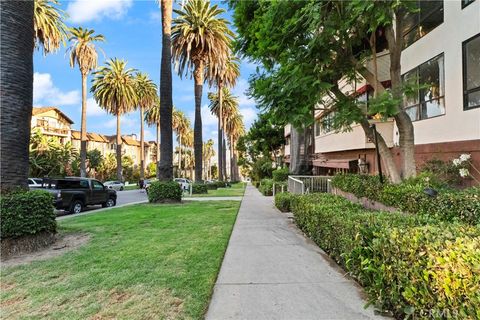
321 112 335 134
402 1 444 48
403 54 445 121
462 0 476 9
463 34 480 110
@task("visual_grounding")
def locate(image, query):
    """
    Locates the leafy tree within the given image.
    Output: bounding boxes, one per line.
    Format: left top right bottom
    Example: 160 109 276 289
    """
68 27 105 177
172 0 234 182
29 130 79 178
86 149 103 175
229 0 419 182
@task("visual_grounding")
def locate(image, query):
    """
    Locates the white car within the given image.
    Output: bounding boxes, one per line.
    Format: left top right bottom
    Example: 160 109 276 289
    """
104 181 125 191
174 178 191 191
28 178 43 188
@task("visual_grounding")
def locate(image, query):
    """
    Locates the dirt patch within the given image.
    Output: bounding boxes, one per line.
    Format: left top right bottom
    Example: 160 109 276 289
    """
1 233 90 268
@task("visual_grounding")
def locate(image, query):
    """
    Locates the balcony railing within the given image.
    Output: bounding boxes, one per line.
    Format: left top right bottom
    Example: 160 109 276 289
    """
35 123 69 135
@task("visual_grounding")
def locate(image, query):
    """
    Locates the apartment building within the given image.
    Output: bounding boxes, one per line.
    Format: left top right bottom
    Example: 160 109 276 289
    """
31 107 155 168
31 107 73 144
286 0 480 181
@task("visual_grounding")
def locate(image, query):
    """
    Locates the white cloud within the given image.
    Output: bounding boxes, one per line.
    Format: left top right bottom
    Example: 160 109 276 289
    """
188 104 218 128
105 116 138 129
233 78 256 108
239 107 257 129
149 10 161 23
67 0 133 23
143 129 156 142
33 72 80 106
84 97 106 116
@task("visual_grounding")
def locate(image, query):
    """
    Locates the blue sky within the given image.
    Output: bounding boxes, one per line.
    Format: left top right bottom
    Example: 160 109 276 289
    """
33 0 258 149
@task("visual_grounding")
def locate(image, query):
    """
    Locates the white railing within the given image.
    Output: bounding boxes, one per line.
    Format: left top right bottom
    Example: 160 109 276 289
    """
288 176 305 194
287 175 331 194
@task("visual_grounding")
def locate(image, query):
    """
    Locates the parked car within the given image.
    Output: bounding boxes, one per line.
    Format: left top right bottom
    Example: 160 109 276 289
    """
174 178 191 190
28 178 43 188
40 177 117 214
143 178 157 193
104 180 125 191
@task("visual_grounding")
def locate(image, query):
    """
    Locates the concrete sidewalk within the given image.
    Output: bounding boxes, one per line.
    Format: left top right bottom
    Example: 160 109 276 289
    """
206 185 387 320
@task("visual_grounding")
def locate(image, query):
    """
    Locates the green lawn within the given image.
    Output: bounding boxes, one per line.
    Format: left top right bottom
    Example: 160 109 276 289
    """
1 201 240 319
124 184 139 190
186 182 246 198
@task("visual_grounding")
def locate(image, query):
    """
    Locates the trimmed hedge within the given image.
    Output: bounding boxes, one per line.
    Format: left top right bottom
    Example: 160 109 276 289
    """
206 183 218 190
0 190 56 239
291 193 480 319
274 192 295 212
148 181 182 203
331 174 480 225
259 179 274 196
272 168 289 182
192 183 208 194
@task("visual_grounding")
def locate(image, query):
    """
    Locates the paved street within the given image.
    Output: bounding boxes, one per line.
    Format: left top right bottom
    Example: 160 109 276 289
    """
56 189 148 219
206 185 387 320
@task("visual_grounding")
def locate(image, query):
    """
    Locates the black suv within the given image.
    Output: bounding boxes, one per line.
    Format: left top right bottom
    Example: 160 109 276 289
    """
41 177 117 214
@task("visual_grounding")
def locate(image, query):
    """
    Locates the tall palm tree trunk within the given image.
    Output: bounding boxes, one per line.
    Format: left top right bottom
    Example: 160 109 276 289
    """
156 122 160 163
80 73 88 177
159 0 173 181
178 140 182 177
229 137 234 181
0 0 34 191
193 61 204 182
222 136 227 180
116 113 123 181
140 106 145 179
217 85 224 181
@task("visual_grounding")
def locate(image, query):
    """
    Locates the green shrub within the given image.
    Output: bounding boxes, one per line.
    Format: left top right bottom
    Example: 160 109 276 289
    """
206 183 218 190
213 181 227 189
291 193 480 319
192 183 208 194
0 190 56 238
272 167 289 182
332 173 480 225
148 181 182 203
253 181 260 188
259 179 274 196
274 192 295 212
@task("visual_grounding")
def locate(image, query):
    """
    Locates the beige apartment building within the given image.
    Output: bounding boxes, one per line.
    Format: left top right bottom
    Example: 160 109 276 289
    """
31 107 156 168
31 107 73 144
285 0 480 180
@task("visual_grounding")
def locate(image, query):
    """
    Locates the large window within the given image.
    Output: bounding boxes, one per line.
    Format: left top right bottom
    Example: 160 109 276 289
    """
463 34 480 110
403 54 445 121
402 1 444 48
320 112 335 134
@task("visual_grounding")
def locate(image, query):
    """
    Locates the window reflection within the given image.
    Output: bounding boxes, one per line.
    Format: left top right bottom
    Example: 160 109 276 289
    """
402 1 443 48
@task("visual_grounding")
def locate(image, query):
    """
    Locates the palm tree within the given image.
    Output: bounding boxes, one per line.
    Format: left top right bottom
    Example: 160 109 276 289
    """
158 0 174 181
68 27 105 178
91 59 137 181
144 96 161 165
0 1 35 191
135 72 158 180
225 112 245 181
213 54 240 181
203 139 215 180
173 110 191 178
208 87 239 180
34 0 68 55
172 0 234 182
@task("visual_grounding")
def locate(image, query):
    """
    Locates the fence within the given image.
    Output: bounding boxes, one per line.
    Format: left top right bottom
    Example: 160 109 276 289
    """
287 175 331 194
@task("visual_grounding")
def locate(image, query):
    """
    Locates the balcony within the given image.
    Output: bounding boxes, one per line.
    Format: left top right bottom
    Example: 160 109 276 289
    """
314 119 395 154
